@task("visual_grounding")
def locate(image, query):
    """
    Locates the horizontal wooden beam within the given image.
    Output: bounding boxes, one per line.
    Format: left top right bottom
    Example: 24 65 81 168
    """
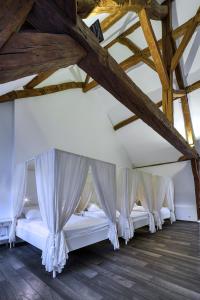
0 32 86 84
0 82 83 103
0 0 34 49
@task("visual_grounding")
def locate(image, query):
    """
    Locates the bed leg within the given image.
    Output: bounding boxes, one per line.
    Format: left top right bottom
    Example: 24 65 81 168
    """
9 243 12 249
53 270 56 279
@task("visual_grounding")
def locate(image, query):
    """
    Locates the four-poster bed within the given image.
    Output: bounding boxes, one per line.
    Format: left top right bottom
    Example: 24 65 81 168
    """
9 148 119 278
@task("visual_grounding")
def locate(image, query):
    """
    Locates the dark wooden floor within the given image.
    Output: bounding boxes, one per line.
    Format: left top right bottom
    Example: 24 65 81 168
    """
0 221 200 300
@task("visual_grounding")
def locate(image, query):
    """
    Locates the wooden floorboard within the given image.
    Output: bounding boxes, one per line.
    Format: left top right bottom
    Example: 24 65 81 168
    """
0 221 200 299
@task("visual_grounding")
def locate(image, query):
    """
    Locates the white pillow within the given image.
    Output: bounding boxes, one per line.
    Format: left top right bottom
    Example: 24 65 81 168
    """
87 203 101 212
25 208 41 220
132 205 146 212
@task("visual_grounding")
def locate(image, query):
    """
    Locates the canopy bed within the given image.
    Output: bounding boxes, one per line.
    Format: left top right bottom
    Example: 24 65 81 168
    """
117 168 156 244
9 149 119 278
135 173 176 229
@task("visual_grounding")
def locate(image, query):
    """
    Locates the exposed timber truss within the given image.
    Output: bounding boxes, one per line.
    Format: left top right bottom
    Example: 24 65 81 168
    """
0 0 198 157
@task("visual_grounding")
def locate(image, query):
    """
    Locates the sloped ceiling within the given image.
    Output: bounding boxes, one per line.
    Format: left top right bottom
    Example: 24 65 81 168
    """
0 0 200 167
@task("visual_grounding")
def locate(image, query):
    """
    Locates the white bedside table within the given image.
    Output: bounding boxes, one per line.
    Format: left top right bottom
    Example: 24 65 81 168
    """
0 218 11 246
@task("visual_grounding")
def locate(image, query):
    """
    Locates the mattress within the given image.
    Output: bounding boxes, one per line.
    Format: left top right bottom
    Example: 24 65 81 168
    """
84 210 149 229
160 207 171 220
16 214 109 252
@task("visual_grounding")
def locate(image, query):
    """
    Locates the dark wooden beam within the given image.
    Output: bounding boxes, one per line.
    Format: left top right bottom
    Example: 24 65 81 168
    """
191 158 200 219
0 82 83 103
0 32 86 84
162 0 173 122
0 0 34 49
27 0 198 159
55 0 77 24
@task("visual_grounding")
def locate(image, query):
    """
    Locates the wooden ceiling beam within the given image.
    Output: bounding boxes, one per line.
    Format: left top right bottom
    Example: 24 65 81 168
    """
26 1 198 159
171 7 200 71
139 8 170 90
85 9 200 92
24 69 58 89
161 0 173 122
83 54 143 92
86 0 168 20
0 82 83 103
0 0 34 49
101 11 127 33
0 32 86 84
171 36 195 147
118 37 156 71
55 0 77 24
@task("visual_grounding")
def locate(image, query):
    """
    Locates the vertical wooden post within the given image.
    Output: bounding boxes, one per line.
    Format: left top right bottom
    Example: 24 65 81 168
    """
162 0 173 123
191 159 200 220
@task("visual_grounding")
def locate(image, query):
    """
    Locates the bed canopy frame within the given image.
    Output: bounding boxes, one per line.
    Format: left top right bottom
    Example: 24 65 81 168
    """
118 168 176 242
9 148 119 278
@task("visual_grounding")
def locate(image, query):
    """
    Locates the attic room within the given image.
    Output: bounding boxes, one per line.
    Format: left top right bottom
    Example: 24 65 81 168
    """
0 0 200 299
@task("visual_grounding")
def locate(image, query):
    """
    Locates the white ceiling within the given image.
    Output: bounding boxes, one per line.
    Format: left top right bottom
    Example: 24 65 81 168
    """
0 0 200 166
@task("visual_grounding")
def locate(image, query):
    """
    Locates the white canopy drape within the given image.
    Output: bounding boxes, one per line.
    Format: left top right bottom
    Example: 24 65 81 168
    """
165 178 176 223
118 168 141 243
153 175 168 229
9 163 27 243
76 172 96 213
91 159 119 250
35 149 89 274
139 172 156 233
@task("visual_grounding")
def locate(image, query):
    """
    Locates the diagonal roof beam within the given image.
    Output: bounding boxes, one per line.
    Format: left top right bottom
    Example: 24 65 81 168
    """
139 8 170 90
171 7 200 71
0 0 34 49
24 69 58 89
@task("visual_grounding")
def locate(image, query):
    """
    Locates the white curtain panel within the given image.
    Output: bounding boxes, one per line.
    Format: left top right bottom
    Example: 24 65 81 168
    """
153 175 168 229
139 172 156 233
76 171 96 212
91 159 119 250
9 162 27 243
35 149 89 274
165 178 176 223
118 168 141 243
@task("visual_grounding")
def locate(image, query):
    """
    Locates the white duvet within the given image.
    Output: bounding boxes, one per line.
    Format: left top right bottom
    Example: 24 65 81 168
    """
17 213 109 240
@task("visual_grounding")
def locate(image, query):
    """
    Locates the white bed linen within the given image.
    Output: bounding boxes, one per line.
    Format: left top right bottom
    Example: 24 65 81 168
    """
160 207 171 221
16 214 109 252
84 210 149 232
